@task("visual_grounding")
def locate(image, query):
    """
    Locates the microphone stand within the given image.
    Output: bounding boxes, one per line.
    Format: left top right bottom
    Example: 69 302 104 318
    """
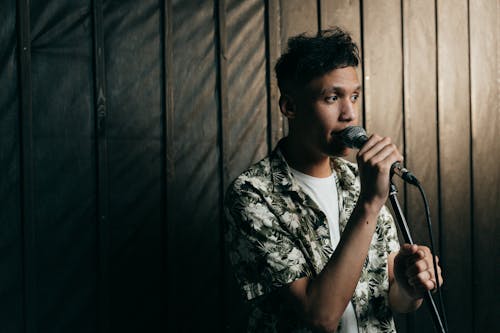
388 181 447 333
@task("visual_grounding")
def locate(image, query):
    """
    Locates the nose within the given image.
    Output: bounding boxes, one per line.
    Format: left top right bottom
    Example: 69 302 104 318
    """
339 98 357 122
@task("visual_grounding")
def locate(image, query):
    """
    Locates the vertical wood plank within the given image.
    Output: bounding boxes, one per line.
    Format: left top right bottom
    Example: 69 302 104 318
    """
16 1 35 332
225 0 268 185
103 1 163 331
362 1 407 330
91 1 110 332
168 0 222 331
280 0 318 50
216 3 230 331
218 0 230 191
164 0 174 183
223 0 269 331
362 0 404 158
266 0 282 150
403 0 439 242
469 0 499 330
362 0 405 204
403 1 439 332
163 0 174 331
0 1 23 331
437 0 472 332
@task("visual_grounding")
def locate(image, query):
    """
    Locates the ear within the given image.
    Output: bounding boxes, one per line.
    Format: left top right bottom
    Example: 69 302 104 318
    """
279 95 297 119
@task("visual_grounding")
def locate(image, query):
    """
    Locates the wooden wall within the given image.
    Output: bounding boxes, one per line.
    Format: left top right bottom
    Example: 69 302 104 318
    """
2 0 497 332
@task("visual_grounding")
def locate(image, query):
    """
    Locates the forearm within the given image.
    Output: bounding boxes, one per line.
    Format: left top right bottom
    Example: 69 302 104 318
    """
299 198 383 329
389 279 423 313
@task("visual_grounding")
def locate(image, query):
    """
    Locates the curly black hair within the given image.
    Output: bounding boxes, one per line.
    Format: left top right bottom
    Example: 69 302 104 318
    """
275 27 360 94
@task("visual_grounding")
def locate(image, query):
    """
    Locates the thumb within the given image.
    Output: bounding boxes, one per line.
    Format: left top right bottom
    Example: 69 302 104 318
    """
398 243 418 257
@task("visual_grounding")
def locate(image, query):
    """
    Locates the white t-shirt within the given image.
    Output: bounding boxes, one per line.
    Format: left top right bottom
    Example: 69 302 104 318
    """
290 167 359 333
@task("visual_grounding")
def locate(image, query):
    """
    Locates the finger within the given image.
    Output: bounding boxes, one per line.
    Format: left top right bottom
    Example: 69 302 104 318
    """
357 134 383 155
366 143 398 166
358 136 399 165
408 246 428 264
409 269 433 287
405 259 428 278
399 243 418 256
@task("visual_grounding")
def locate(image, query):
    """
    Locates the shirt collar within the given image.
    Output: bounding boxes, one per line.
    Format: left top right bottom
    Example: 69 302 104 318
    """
269 140 359 194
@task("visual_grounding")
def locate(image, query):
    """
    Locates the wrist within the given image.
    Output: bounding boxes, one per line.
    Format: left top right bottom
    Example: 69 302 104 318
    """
357 192 385 214
390 280 423 313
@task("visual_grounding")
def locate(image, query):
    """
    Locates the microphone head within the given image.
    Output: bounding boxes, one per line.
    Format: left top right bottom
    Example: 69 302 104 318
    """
338 126 368 149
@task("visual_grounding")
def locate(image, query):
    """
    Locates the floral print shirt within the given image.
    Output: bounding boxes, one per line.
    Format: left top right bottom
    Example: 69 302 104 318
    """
224 146 401 332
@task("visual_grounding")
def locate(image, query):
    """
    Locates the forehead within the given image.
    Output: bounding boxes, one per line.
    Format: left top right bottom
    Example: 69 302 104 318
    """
306 66 360 95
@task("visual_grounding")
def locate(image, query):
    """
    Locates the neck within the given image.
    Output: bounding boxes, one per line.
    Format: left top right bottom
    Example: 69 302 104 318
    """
281 136 332 178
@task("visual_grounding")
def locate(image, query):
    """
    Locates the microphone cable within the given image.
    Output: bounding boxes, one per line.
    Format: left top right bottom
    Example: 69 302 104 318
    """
412 178 449 332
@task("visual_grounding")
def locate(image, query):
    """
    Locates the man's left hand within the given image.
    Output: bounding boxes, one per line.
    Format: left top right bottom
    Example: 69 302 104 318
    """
393 243 443 300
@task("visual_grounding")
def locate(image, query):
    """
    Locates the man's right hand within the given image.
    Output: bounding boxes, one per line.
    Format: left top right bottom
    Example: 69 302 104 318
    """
356 134 403 208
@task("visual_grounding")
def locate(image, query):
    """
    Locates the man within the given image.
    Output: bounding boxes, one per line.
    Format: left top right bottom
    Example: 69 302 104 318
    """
224 28 442 332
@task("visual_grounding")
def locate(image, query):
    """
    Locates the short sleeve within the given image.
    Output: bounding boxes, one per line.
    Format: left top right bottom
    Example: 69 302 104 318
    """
224 184 311 300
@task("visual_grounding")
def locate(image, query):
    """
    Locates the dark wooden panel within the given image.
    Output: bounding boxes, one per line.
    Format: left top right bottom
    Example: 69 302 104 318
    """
0 1 23 332
226 0 268 191
403 0 439 242
320 0 363 163
362 2 408 330
103 1 164 332
16 0 36 332
437 0 472 332
280 0 318 48
402 1 439 332
91 0 110 331
362 0 404 159
266 0 282 150
362 0 406 207
469 0 499 330
223 0 268 331
167 0 222 331
29 1 99 332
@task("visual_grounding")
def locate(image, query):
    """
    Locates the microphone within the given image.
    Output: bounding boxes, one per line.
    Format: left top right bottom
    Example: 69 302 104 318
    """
338 126 419 185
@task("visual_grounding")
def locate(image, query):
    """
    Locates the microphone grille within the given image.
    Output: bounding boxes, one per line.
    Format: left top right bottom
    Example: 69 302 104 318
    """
339 126 368 149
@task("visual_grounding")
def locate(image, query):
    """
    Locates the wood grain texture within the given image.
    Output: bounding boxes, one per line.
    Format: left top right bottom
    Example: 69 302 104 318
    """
168 0 222 331
92 0 110 331
469 0 499 330
361 0 409 264
266 0 282 150
1 1 23 332
402 1 439 332
280 0 318 49
361 0 405 202
5 1 500 332
226 0 268 183
437 0 472 332
224 0 268 330
30 1 99 332
103 1 164 332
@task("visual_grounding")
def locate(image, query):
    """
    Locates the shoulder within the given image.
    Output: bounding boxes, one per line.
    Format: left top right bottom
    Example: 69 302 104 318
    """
225 155 274 207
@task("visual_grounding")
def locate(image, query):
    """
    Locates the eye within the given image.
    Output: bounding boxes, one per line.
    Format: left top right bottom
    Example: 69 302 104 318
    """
351 94 359 103
325 95 338 103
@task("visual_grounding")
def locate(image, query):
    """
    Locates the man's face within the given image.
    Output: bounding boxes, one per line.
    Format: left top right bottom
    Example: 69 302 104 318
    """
292 66 361 157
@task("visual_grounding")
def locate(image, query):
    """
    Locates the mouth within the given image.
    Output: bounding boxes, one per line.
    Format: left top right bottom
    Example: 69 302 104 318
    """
330 131 348 149
330 128 349 141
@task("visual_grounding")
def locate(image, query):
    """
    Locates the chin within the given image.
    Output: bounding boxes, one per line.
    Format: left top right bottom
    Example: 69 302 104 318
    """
326 145 351 158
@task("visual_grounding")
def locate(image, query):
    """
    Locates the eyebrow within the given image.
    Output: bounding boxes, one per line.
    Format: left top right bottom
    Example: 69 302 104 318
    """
321 85 362 95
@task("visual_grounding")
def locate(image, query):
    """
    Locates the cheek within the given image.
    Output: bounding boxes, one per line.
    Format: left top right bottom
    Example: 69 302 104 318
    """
313 109 337 132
